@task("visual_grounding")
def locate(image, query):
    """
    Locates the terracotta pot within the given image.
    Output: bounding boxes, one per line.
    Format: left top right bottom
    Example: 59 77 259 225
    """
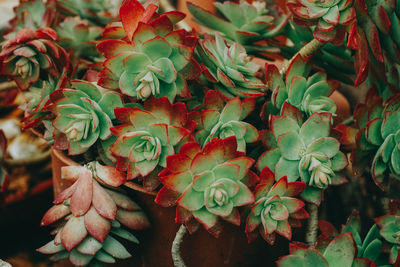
51 149 77 197
51 149 289 266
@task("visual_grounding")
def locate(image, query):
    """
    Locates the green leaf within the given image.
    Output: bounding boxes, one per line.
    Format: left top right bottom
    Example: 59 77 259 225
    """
277 255 305 267
288 76 307 106
220 98 242 123
123 53 151 73
178 186 204 211
76 236 102 255
192 208 218 229
323 233 356 267
193 171 215 191
272 116 300 138
98 92 123 120
363 239 382 261
141 37 172 61
102 236 131 259
304 248 329 267
300 186 323 205
257 149 281 172
300 113 331 146
69 249 94 266
382 111 400 139
306 137 340 158
331 151 348 171
152 57 178 84
95 250 116 264
111 228 139 244
277 131 305 160
275 157 300 182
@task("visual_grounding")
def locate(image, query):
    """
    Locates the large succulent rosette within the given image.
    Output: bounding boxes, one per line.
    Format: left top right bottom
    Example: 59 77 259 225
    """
257 104 348 205
97 0 200 102
350 0 400 85
155 137 257 236
53 80 123 155
189 90 258 152
246 167 309 245
265 55 338 117
287 0 356 44
110 97 195 191
196 33 265 99
38 165 149 266
337 92 400 187
0 28 69 90
187 0 290 45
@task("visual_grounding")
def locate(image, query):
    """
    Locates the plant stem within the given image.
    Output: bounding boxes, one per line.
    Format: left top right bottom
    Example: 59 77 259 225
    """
305 203 319 246
280 39 324 74
158 0 191 31
172 225 188 267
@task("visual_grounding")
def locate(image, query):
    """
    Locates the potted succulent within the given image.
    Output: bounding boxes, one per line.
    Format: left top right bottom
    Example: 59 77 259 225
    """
1 0 400 266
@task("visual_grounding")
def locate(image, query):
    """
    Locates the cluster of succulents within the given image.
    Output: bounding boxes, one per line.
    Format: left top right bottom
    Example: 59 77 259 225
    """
38 164 149 265
2 0 400 265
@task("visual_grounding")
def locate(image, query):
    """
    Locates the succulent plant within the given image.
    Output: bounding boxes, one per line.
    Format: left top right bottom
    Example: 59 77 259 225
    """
287 0 356 44
246 167 308 245
187 0 290 45
265 55 338 117
0 130 8 192
56 0 115 26
196 33 266 99
56 17 102 62
110 97 195 191
0 28 70 90
22 71 67 129
337 92 400 187
97 0 200 102
155 137 257 236
53 80 123 155
375 202 400 264
257 104 348 205
189 90 258 152
319 210 391 265
38 164 149 266
350 0 400 85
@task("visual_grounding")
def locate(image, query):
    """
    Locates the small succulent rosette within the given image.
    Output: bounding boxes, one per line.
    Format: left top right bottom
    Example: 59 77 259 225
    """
350 0 400 85
196 33 266 99
0 28 70 90
189 90 258 152
187 0 289 45
56 17 102 62
278 210 377 266
52 80 123 155
97 0 201 102
155 137 258 236
246 167 309 245
257 103 348 205
287 0 356 44
337 92 400 187
110 97 195 191
38 163 150 266
265 54 338 118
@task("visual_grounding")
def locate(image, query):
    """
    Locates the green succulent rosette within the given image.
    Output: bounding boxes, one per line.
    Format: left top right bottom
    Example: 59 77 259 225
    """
187 0 290 45
0 28 70 90
376 209 400 264
257 104 348 205
97 0 200 102
265 54 337 118
189 90 258 152
156 137 256 236
56 17 102 62
53 80 123 155
110 97 195 191
246 167 309 245
288 0 356 43
196 33 266 99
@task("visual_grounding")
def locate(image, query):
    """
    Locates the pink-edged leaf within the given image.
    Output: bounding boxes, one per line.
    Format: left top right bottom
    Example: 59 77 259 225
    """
97 39 132 58
104 188 141 211
41 204 70 226
116 210 150 230
95 162 126 187
92 181 117 220
61 166 86 181
120 0 145 41
84 207 111 242
70 170 93 217
53 181 78 204
37 240 65 254
61 216 87 251
155 186 180 207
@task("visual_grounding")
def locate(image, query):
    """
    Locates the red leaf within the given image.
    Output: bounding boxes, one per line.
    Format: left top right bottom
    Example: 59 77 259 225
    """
70 170 93 217
41 204 70 226
116 209 150 230
120 0 145 41
92 181 117 220
84 207 111 242
61 216 87 251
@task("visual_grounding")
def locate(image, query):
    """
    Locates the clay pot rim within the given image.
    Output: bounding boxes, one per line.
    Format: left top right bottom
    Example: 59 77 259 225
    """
52 148 157 196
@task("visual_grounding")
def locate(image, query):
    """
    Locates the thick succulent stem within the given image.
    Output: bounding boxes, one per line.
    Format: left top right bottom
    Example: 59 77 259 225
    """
280 39 324 74
172 225 188 267
158 0 191 30
305 203 319 246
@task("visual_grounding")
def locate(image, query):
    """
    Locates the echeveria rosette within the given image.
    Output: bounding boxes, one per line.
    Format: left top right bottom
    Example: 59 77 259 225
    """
287 0 356 44
97 0 200 102
110 97 195 191
187 1 290 45
155 137 257 236
265 54 338 118
53 80 123 155
190 90 258 152
376 209 400 264
246 167 309 245
257 104 348 205
196 33 266 99
38 165 150 266
56 17 102 63
277 232 374 266
0 28 70 91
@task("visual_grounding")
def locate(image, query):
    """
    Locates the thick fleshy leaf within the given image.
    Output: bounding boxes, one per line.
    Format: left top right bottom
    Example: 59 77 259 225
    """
323 232 356 266
104 189 141 211
37 240 65 254
76 236 102 255
61 216 88 252
102 236 131 259
70 170 93 217
277 131 305 161
41 204 70 226
116 210 150 230
84 207 111 243
300 113 331 146
92 181 117 220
